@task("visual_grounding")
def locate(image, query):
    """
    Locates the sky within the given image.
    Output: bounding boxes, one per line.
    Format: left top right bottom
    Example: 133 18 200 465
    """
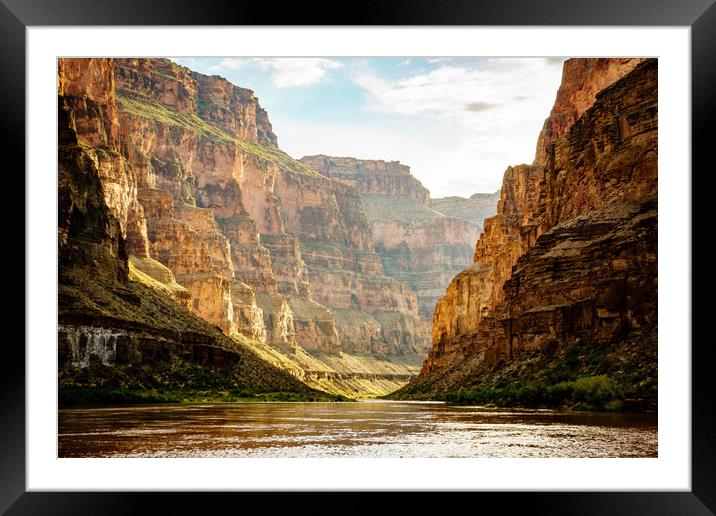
170 57 566 198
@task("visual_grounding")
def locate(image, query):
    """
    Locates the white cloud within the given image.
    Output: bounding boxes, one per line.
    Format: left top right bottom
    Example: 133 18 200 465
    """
354 58 558 117
214 58 251 70
254 58 343 88
343 58 564 196
169 57 250 75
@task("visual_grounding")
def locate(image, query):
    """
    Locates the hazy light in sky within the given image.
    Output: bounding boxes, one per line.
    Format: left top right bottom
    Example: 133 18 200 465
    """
171 57 565 198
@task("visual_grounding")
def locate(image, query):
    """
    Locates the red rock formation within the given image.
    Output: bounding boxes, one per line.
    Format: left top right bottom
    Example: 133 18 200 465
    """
111 58 425 357
418 59 657 385
430 191 501 232
59 57 435 398
193 71 278 147
534 58 645 164
58 95 127 283
372 218 481 316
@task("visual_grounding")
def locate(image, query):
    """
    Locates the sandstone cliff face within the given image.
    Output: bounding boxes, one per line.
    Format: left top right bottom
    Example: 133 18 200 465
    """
301 155 430 204
302 155 489 342
58 58 150 258
192 71 278 147
372 218 481 317
59 57 428 397
415 59 657 389
58 95 128 283
112 59 425 358
534 58 646 164
58 79 312 395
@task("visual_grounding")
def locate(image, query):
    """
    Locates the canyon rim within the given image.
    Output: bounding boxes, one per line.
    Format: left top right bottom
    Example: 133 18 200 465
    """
57 56 658 458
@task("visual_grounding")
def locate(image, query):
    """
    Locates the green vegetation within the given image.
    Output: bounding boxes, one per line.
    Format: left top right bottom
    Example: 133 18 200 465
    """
115 90 320 177
393 332 657 412
59 352 350 407
445 374 642 412
59 386 349 406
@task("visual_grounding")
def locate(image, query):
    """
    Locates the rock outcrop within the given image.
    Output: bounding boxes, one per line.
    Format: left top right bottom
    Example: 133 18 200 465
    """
300 156 430 204
399 58 657 397
59 57 427 397
112 58 426 359
534 58 646 164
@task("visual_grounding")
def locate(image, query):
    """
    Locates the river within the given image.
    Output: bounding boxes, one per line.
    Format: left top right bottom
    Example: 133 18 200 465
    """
58 400 657 458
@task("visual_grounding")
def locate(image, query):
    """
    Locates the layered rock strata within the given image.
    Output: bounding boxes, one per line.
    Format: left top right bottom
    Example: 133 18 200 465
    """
59 57 425 397
58 89 312 394
112 58 424 358
301 155 490 324
534 58 646 164
409 58 657 392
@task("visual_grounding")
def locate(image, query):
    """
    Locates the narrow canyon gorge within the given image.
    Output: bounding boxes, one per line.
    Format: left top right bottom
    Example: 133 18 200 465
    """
57 57 497 399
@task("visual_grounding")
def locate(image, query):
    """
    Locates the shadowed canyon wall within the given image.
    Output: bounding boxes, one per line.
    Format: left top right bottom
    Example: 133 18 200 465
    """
396 58 657 397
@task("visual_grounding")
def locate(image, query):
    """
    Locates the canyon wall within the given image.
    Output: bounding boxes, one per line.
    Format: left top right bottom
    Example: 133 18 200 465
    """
534 58 646 164
300 156 490 325
59 58 430 397
399 58 657 396
57 72 313 394
430 191 501 232
112 58 425 359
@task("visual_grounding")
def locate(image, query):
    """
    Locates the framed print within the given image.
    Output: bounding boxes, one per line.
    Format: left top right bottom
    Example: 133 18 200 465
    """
5 0 713 513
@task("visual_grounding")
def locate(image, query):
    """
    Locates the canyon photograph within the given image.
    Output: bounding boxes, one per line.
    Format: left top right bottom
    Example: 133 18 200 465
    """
58 56 657 458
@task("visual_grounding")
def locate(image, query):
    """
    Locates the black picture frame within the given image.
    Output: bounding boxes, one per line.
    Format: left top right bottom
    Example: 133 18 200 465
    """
4 0 712 513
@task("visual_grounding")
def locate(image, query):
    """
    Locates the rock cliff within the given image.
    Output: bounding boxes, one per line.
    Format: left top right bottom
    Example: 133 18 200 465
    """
395 58 657 402
301 155 491 326
534 58 646 164
58 58 427 397
58 76 313 397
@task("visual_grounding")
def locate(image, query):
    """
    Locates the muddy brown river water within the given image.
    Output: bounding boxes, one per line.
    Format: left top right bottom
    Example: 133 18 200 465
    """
58 400 657 458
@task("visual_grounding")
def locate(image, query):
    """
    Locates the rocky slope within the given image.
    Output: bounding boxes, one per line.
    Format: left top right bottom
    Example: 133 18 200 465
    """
300 156 490 322
393 58 657 407
58 58 425 398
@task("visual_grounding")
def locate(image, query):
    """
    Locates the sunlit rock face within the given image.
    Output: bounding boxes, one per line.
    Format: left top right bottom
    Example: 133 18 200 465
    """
416 59 657 389
57 57 431 361
111 58 427 357
58 100 128 284
300 156 430 204
57 71 312 394
192 71 278 147
58 58 150 258
300 155 494 352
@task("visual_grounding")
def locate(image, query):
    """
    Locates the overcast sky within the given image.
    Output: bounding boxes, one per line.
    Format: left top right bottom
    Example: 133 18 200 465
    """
171 57 565 198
